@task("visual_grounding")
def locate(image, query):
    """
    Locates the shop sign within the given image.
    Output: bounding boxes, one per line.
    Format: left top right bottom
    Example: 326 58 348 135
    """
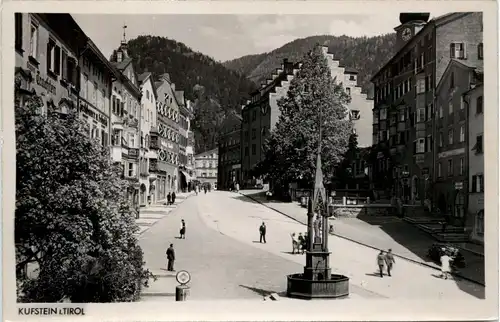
36 74 56 95
80 101 108 126
454 181 464 190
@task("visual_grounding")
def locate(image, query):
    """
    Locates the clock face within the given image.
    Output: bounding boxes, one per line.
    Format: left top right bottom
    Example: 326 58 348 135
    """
402 28 412 41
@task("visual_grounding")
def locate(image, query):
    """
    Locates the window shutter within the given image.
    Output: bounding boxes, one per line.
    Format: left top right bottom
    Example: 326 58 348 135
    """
471 175 477 193
413 141 417 153
450 43 455 58
54 46 61 75
46 42 52 70
480 175 484 192
463 42 467 59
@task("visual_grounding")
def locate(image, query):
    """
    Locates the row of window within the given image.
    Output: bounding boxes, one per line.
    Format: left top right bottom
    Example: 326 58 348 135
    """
438 126 466 147
243 144 257 156
220 150 239 163
374 41 483 102
82 117 108 147
220 137 240 148
437 158 465 178
195 161 218 169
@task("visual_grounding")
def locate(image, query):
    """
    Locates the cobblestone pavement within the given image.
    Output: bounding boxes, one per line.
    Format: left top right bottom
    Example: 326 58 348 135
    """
138 192 376 301
199 191 484 300
238 190 485 286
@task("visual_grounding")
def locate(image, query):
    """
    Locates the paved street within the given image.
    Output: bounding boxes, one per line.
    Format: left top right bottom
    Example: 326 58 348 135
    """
139 192 333 301
238 190 485 286
138 190 484 301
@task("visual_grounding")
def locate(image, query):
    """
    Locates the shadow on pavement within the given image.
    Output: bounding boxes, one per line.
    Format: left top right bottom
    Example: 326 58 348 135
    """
355 214 485 299
235 190 485 299
239 284 286 298
365 272 383 278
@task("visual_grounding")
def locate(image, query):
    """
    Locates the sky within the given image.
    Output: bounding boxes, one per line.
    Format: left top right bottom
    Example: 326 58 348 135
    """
73 13 450 62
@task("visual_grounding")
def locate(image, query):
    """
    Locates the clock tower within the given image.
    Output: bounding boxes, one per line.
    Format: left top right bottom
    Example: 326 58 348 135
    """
394 13 430 52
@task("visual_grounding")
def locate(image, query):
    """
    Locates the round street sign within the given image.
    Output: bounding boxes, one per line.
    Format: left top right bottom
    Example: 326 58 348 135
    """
176 270 191 285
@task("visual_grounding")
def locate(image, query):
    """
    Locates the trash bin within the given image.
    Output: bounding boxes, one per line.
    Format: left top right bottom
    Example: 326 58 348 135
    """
176 285 190 301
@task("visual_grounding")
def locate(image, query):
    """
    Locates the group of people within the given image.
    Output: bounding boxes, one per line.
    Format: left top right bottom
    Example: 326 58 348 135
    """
166 191 177 206
290 232 309 254
376 249 396 277
165 219 187 272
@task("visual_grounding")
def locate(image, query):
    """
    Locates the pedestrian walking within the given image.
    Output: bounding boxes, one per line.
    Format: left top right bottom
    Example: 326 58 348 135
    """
384 249 395 276
172 191 176 204
235 182 240 193
166 244 175 272
167 192 172 205
377 250 385 277
303 232 309 253
259 222 267 243
440 249 452 279
179 219 186 239
204 186 207 194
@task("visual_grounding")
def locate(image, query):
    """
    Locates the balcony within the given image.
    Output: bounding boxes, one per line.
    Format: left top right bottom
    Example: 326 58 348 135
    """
128 148 139 159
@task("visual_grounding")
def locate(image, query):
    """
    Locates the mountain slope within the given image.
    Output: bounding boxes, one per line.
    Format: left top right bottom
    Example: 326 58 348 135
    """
126 35 257 153
224 34 397 97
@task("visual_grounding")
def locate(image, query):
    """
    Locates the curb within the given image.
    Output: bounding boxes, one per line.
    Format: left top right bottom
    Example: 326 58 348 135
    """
137 193 195 238
240 192 484 287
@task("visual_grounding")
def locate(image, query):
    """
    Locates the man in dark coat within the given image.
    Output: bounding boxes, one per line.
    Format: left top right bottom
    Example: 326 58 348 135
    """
180 219 186 239
167 192 171 205
166 244 175 271
259 222 267 243
171 191 176 204
384 248 395 276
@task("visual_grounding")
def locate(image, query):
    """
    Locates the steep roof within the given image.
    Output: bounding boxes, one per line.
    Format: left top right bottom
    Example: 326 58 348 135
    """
436 58 482 91
111 57 133 71
344 67 359 74
138 72 151 82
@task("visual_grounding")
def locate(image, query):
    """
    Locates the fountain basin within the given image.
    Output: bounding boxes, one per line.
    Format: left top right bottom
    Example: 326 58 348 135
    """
286 273 349 299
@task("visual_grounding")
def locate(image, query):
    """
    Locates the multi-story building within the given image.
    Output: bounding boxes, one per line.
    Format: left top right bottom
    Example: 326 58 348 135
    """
14 13 116 144
176 91 194 192
465 81 484 243
186 129 196 180
195 148 218 189
217 111 242 190
434 60 483 226
241 48 373 187
138 72 158 205
153 73 181 199
241 59 300 186
109 37 142 210
320 46 374 148
370 12 483 204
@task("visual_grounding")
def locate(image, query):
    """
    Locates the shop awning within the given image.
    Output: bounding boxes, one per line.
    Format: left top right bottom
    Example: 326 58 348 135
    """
180 171 192 182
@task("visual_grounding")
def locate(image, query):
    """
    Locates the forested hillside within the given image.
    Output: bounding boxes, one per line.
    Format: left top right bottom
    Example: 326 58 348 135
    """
224 34 397 98
127 35 257 153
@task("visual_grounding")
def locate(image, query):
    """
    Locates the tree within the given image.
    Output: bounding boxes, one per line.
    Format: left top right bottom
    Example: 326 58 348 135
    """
335 133 360 188
261 45 353 192
15 92 154 302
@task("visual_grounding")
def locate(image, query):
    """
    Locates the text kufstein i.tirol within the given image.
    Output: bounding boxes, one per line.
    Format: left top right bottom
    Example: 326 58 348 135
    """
18 307 85 316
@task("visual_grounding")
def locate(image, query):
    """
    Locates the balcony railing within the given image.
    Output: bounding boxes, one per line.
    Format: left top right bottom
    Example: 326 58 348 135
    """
128 148 139 159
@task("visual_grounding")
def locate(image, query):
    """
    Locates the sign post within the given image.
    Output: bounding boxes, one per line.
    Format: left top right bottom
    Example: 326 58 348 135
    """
175 270 191 301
